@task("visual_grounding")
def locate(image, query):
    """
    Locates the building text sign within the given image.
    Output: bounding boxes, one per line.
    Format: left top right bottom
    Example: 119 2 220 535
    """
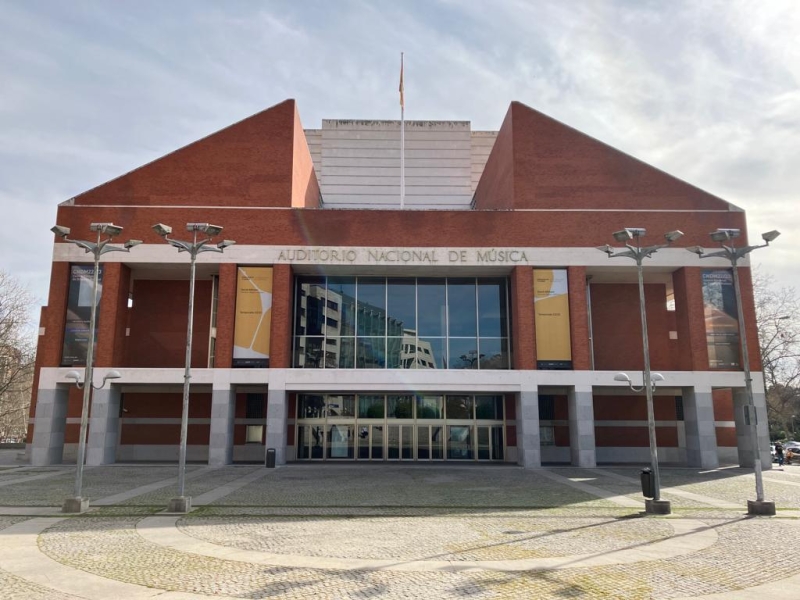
276 247 532 266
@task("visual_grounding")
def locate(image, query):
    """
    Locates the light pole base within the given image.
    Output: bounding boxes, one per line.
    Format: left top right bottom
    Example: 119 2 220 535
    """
167 496 192 513
62 497 89 513
645 499 672 515
747 500 776 516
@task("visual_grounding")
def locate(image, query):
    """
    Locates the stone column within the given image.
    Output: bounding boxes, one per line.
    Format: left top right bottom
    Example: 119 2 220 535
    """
86 385 121 465
682 385 719 469
733 388 772 469
515 385 541 468
30 385 69 465
568 385 596 467
208 385 236 466
265 372 288 465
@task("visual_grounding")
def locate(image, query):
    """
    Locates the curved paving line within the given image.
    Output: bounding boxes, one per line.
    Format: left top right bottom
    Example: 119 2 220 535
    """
137 515 717 573
0 517 241 600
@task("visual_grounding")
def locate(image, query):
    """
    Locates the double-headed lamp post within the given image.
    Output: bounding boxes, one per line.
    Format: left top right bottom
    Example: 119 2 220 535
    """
687 228 780 516
598 227 683 515
50 223 141 513
152 223 235 514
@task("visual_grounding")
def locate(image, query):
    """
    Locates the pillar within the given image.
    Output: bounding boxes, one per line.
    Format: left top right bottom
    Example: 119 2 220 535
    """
515 385 541 468
682 385 719 469
30 385 69 465
568 385 596 467
733 388 772 469
265 372 288 465
208 385 235 466
86 385 121 465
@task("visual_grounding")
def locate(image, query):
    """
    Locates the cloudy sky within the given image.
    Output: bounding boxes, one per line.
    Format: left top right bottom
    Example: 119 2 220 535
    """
1 0 798 329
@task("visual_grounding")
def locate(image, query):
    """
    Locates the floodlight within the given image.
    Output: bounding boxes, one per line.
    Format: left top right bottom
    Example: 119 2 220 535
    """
710 228 740 242
65 371 82 382
651 373 665 382
613 228 646 243
203 224 223 236
90 223 123 237
685 246 705 256
762 230 781 243
664 230 684 243
103 370 122 381
614 373 632 383
152 223 172 237
124 239 143 249
217 239 236 250
51 225 71 238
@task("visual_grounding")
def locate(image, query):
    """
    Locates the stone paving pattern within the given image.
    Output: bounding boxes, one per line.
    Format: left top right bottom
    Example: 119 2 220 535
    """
0 463 799 599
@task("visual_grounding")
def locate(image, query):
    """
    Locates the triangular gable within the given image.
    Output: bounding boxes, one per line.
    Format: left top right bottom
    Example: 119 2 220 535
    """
73 99 302 208
475 101 736 212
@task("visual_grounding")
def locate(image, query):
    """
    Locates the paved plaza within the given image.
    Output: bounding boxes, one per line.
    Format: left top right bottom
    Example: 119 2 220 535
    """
0 455 799 599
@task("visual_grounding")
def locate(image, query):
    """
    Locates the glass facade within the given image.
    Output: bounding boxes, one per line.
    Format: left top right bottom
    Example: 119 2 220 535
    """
293 276 511 369
296 393 505 462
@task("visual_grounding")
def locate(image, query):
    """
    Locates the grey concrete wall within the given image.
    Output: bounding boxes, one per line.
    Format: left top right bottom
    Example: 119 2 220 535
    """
86 386 121 465
569 386 596 467
30 387 69 466
516 387 541 468
683 385 719 469
265 377 288 465
208 386 235 466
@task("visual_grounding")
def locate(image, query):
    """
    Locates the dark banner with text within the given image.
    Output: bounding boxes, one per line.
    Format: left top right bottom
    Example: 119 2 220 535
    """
61 264 104 366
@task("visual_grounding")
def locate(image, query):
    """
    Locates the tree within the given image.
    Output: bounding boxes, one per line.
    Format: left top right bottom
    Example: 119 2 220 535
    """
754 270 800 440
0 271 36 443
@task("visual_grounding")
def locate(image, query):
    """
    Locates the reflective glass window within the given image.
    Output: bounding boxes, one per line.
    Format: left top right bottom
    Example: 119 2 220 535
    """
337 338 355 369
326 424 353 459
417 279 446 336
387 278 416 335
328 278 356 336
477 338 509 369
358 395 385 419
386 337 403 369
448 279 477 336
478 280 508 337
295 337 324 368
298 395 325 419
448 338 480 369
475 395 504 420
416 395 444 419
446 395 473 419
387 395 414 418
357 278 386 336
357 337 385 368
325 395 355 418
417 337 446 369
296 278 326 336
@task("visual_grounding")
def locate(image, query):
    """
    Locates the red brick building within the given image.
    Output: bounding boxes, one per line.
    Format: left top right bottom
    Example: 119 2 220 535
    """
28 99 771 469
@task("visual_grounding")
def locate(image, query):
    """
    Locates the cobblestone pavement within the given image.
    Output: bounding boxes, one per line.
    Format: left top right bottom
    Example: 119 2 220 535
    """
0 464 798 599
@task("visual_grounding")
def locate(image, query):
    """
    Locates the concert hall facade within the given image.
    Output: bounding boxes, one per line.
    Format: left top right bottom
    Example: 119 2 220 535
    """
27 99 772 470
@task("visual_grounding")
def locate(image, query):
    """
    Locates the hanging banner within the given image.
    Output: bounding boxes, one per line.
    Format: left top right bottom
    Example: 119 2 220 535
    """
533 268 572 369
702 269 740 368
233 266 273 367
61 264 104 366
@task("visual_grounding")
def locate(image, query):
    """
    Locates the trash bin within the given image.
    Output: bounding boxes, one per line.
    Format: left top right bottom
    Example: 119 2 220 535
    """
265 448 276 468
640 467 655 498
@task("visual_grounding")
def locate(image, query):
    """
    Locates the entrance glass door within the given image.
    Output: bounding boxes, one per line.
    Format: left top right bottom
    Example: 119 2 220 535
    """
387 424 413 460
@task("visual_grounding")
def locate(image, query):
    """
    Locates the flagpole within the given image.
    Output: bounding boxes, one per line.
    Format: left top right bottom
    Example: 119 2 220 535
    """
400 52 405 210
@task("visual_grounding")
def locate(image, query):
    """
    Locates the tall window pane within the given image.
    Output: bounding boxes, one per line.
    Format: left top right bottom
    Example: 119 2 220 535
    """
357 278 386 336
417 338 446 369
417 279 446 336
328 277 356 336
296 278 325 336
478 280 508 337
448 338 480 369
448 279 477 336
387 278 416 336
357 337 385 368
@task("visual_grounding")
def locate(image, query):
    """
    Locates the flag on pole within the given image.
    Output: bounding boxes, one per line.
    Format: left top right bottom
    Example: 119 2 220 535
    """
399 52 404 108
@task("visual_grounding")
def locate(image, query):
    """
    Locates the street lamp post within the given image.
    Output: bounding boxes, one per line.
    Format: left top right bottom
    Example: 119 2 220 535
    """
598 227 683 515
152 223 235 514
50 223 141 513
687 228 780 516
